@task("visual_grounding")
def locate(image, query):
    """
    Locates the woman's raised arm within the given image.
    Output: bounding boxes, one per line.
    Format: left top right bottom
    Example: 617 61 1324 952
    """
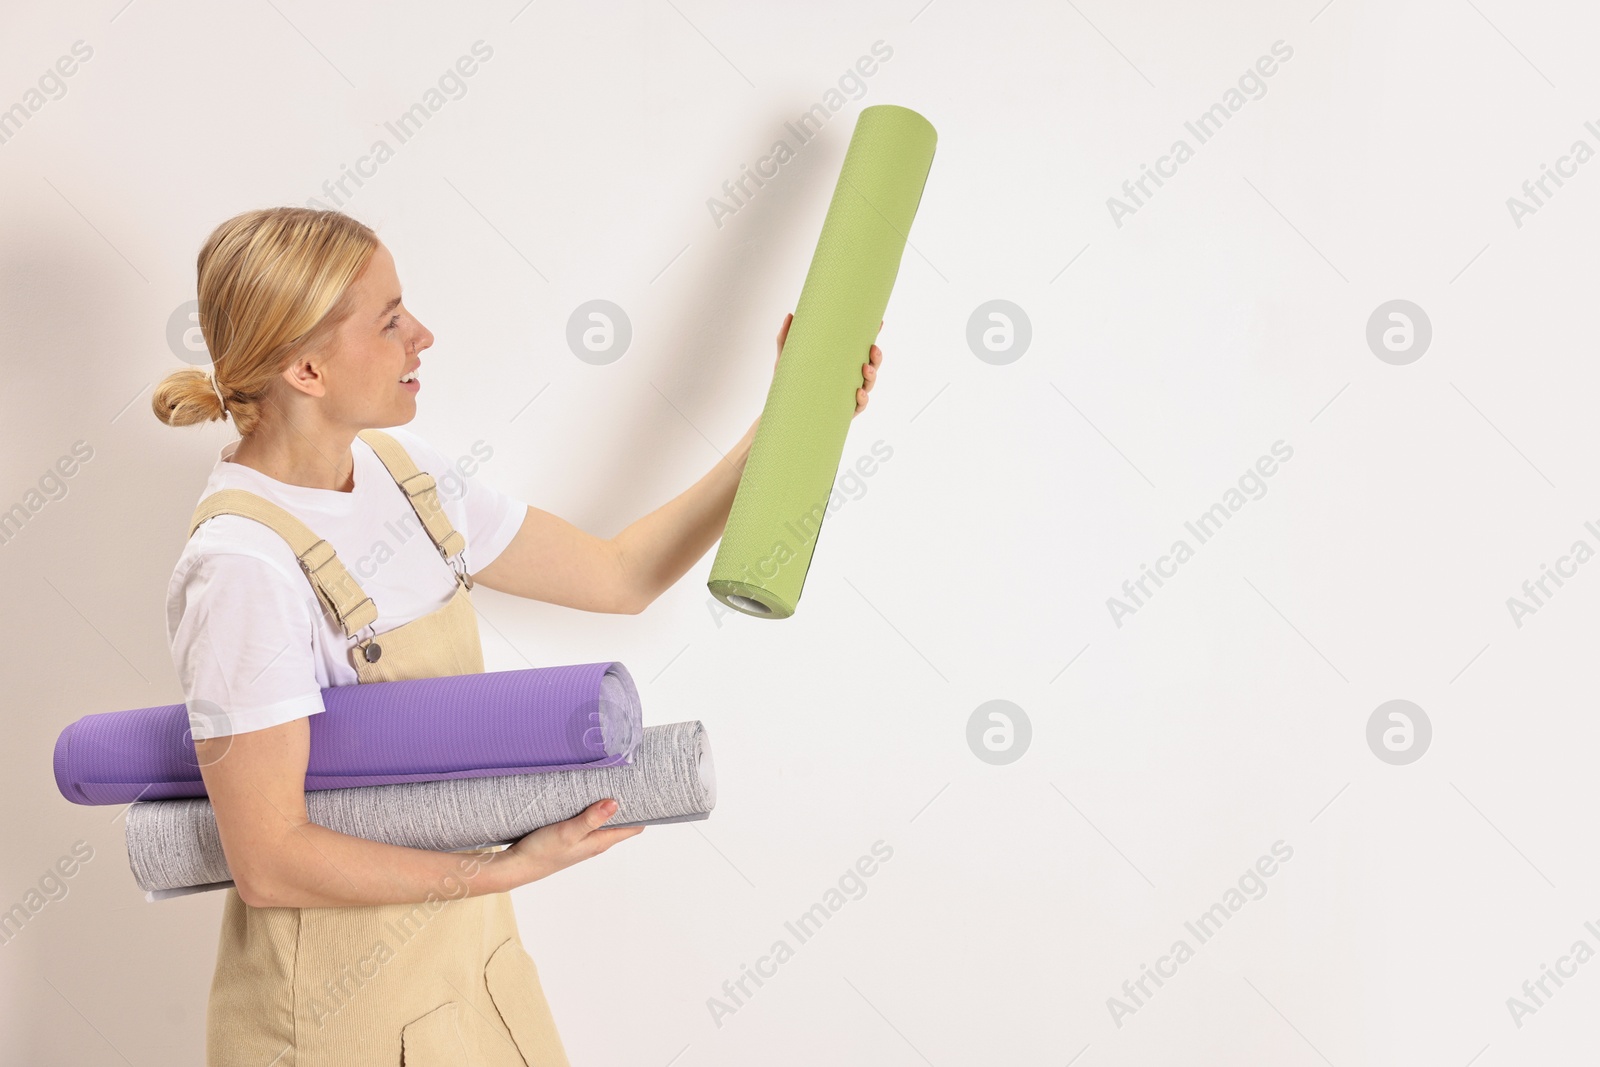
474 313 881 613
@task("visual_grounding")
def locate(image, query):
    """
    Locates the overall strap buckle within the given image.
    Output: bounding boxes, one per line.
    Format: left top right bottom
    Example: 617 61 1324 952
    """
447 548 474 591
360 429 473 584
296 538 378 636
189 490 380 641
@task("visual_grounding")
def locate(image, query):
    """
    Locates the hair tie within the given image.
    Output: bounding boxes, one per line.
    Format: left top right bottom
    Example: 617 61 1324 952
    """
209 373 229 418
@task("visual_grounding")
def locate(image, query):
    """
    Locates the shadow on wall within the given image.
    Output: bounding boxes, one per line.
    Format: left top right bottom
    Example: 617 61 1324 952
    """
568 100 851 541
0 228 138 472
0 222 228 1057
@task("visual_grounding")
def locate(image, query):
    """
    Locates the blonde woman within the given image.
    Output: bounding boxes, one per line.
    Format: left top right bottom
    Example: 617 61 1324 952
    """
151 207 881 1064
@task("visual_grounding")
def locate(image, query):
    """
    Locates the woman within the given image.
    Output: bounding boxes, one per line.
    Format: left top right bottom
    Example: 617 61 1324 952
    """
150 206 881 1065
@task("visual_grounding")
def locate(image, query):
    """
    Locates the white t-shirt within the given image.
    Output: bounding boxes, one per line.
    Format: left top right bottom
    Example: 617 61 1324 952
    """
166 426 527 739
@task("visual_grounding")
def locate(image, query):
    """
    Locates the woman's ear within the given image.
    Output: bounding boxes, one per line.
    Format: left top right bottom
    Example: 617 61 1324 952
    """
279 352 328 399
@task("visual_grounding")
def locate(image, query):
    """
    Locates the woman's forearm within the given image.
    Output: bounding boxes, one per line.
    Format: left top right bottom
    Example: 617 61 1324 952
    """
231 819 523 909
613 417 759 609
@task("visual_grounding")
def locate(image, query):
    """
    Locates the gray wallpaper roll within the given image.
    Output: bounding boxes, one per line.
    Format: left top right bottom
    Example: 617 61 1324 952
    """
127 721 714 896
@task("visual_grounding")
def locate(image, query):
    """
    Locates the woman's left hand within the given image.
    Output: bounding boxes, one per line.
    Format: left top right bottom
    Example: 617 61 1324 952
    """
774 312 883 417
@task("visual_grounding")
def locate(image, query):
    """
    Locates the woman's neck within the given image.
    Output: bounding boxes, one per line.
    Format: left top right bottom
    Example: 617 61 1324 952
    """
228 426 358 493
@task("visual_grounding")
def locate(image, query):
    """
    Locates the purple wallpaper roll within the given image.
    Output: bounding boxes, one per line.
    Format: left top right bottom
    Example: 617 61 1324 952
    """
54 662 641 805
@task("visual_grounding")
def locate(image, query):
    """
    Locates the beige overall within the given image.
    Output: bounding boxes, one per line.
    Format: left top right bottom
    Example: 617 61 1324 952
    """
187 429 569 1067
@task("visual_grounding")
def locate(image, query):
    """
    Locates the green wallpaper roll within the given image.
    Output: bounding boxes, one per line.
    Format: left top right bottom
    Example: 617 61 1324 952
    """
708 104 937 619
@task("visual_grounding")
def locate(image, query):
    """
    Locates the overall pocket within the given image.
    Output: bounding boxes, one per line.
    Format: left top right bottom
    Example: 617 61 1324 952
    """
483 938 568 1066
400 1002 471 1065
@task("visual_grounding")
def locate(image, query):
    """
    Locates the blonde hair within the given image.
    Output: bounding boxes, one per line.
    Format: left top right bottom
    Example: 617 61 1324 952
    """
152 207 379 437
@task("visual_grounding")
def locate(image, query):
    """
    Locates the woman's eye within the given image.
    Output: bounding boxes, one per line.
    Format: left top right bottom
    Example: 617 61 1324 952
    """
385 315 401 331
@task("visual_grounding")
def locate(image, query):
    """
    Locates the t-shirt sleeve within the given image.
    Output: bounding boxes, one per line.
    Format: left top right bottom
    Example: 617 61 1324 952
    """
387 426 528 572
168 551 326 739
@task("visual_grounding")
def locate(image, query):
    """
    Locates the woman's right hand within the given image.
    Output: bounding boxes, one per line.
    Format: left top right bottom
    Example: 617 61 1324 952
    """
501 799 643 884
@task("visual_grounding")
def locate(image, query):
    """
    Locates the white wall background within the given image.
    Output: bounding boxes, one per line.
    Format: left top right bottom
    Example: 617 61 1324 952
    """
3 0 1598 1062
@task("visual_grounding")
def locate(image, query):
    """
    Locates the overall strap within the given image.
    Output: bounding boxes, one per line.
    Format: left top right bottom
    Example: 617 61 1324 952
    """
188 490 379 639
357 429 470 576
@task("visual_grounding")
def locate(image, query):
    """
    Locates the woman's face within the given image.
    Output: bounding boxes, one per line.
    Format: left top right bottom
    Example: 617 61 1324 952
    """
308 241 433 426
